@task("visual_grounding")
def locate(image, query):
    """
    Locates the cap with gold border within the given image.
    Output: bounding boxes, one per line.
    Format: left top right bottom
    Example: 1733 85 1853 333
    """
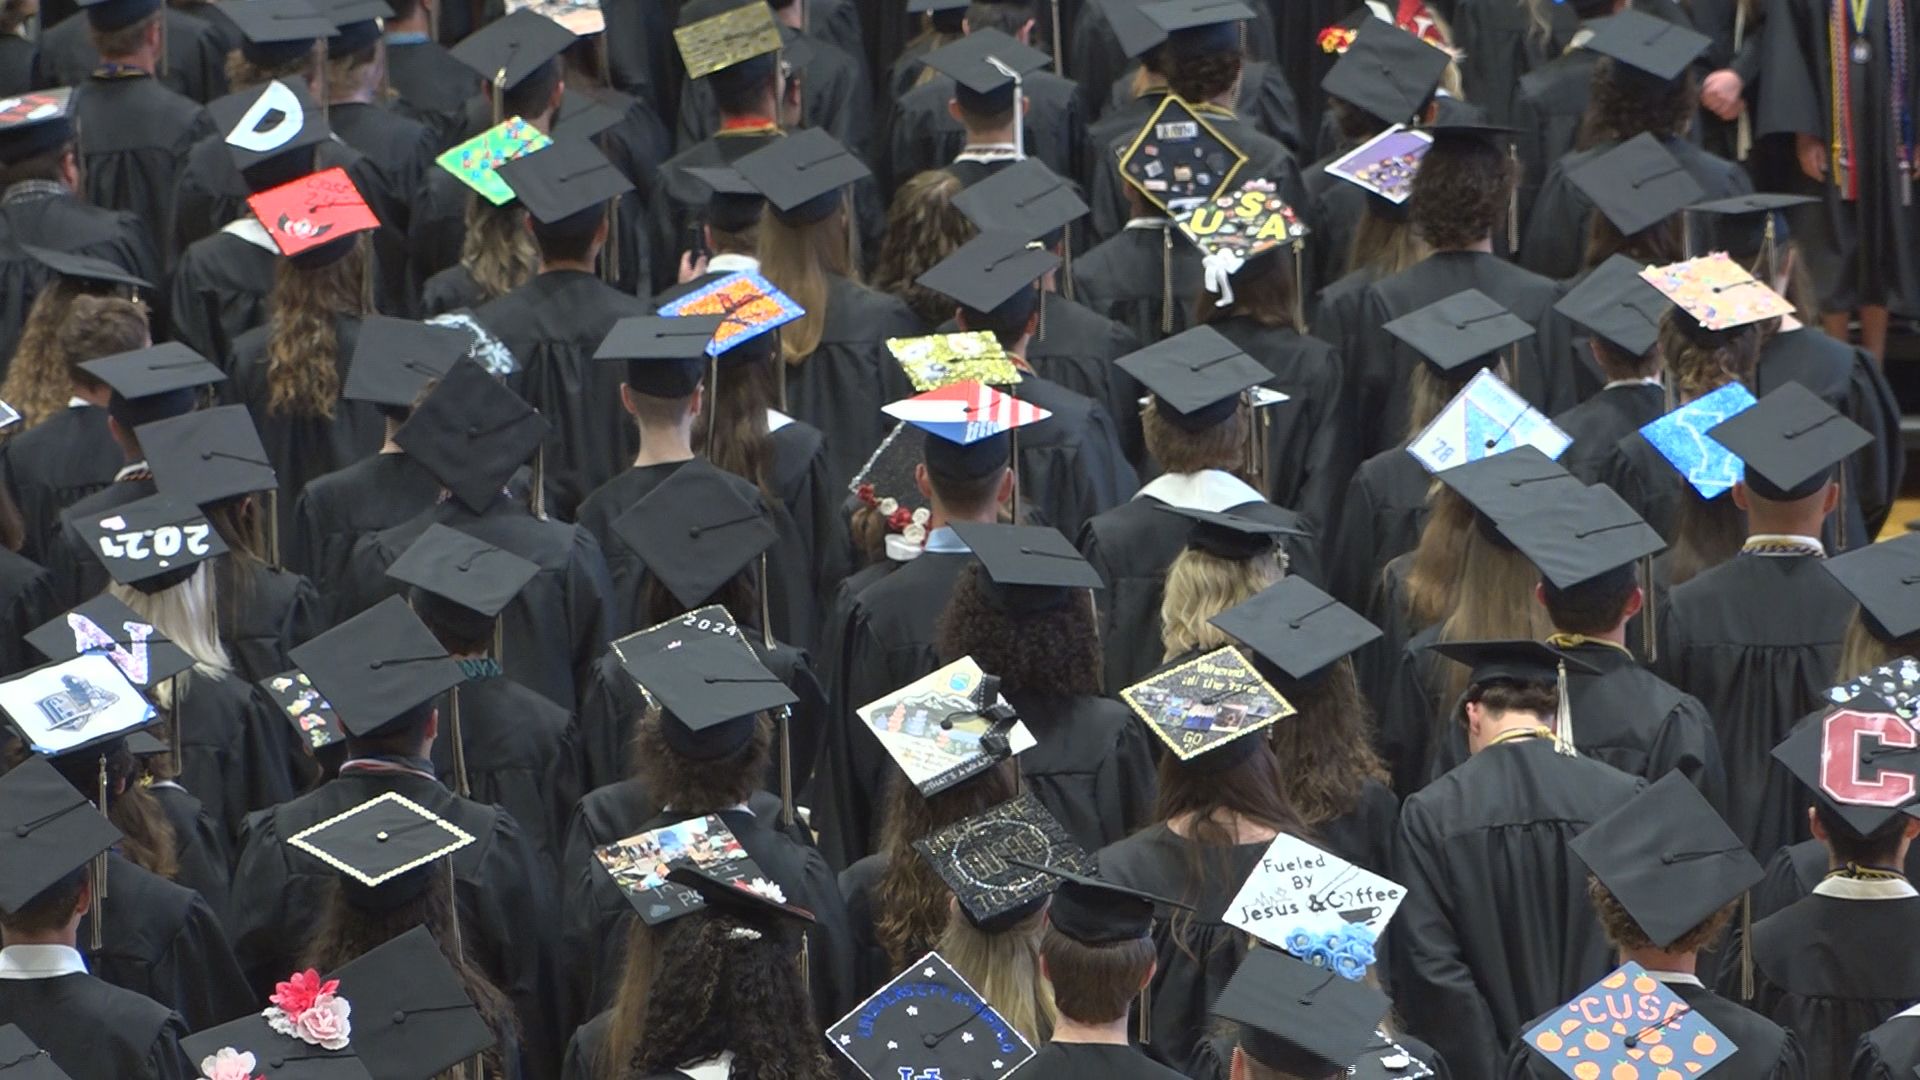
1119 646 1294 770
287 790 476 912
286 596 466 739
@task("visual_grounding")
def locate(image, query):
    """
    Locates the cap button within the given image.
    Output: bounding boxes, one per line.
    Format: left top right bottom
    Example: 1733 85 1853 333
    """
376 831 390 842
466 424 480 436
393 1010 408 1025
270 1058 285 1069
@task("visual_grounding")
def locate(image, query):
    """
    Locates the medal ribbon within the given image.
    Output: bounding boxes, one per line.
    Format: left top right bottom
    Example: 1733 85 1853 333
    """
1831 0 1913 201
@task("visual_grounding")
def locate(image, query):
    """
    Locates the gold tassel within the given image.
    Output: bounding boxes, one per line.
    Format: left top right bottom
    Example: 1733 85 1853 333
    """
1050 0 1063 74
601 200 620 287
90 752 108 950
1761 212 1777 284
492 69 505 128
1035 287 1047 340
1061 235 1076 302
448 687 470 798
1136 986 1151 1044
1160 225 1173 337
1640 553 1659 665
775 327 788 412
529 445 546 520
1291 243 1307 333
1739 891 1754 1001
1506 145 1520 256
446 859 463 957
707 356 721 453
1554 659 1575 755
800 932 811 989
264 489 280 568
1732 4 1751 161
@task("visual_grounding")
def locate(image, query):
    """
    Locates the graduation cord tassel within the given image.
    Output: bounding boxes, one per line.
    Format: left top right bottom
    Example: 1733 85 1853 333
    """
984 56 1024 161
1640 552 1659 664
1160 224 1174 336
1732 1 1751 160
1739 890 1754 1001
448 687 470 798
91 752 108 951
1553 659 1576 755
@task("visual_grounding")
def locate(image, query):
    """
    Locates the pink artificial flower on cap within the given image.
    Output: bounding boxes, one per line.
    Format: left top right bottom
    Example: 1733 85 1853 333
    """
262 968 353 1050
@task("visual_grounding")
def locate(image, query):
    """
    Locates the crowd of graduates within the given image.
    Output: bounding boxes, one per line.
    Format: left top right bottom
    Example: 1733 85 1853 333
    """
1 0 1920 1076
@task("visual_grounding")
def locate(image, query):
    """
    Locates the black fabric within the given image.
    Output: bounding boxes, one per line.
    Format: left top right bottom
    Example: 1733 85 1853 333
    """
45 474 152 610
1853 1012 1920 1079
1023 1041 1191 1080
1522 135 1752 282
0 406 122 566
882 68 1084 198
0 972 193 1080
79 853 253 1033
1007 690 1156 853
1210 318 1348 525
327 101 438 317
780 276 924 493
1553 381 1666 483
166 231 278 372
173 671 310 852
70 71 215 276
0 193 158 368
428 671 574 875
384 37 481 147
34 6 227 102
216 559 322 686
148 780 232 918
675 23 872 160
1071 223 1207 346
0 545 51 678
287 452 445 621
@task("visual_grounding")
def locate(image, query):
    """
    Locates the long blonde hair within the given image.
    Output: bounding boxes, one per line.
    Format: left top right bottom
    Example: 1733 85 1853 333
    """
458 199 539 305
936 904 1056 1049
1838 609 1910 683
756 201 852 363
1434 527 1555 705
107 564 233 706
1160 547 1285 661
1347 209 1431 282
1400 486 1474 633
266 238 370 419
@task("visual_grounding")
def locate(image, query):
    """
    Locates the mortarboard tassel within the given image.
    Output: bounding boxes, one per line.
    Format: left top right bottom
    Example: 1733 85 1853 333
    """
445 858 463 958
493 619 505 672
1640 552 1659 665
448 686 471 798
1506 145 1520 257
168 674 183 763
1291 242 1307 334
1553 659 1576 755
1050 0 1063 74
799 932 811 991
492 67 506 128
1732 4 1751 160
1761 211 1777 284
600 200 620 287
1136 984 1151 1044
1009 424 1022 524
1061 232 1076 303
707 356 721 453
264 489 281 568
1739 891 1755 1001
90 753 108 951
1160 226 1173 336
774 327 788 412
1835 461 1849 551
529 444 546 520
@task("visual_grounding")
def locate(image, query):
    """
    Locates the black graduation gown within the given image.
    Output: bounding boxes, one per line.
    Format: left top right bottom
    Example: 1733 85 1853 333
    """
385 36 480 148
1522 136 1754 281
0 34 31 95
1097 59 1304 161
0 191 158 368
674 25 872 157
1513 46 1605 227
1720 888 1920 1078
1077 485 1321 695
1311 778 1402 880
1305 156 1369 292
0 546 50 677
1326 446 1430 616
783 276 924 493
429 667 573 876
1067 0 1278 123
1191 1027 1450 1080
642 127 779 293
1082 88 1158 211
1450 0 1579 125
1008 690 1157 852
1753 839 1920 918
71 70 214 275
0 404 121 565
836 853 894 997
46 472 152 610
1071 221 1207 344
1654 553 1852 856
1025 1042 1191 1080
1211 318 1347 524
148 780 232 918
421 264 493 316
473 270 653 514
1003 370 1137 538
335 496 615 713
558 792 854 1033
1757 0 1920 309
175 672 309 852
328 101 438 317
229 766 560 1073
1553 382 1666 483
1852 1010 1920 1078
0 970 193 1080
1086 107 1309 250
81 853 253 1032
1095 825 1268 1074
1753 326 1903 547
167 229 279 371
1349 252 1581 464
34 7 227 103
1507 977 1806 1080
287 451 443 618
1393 737 1643 1080
882 69 1084 197
216 559 322 686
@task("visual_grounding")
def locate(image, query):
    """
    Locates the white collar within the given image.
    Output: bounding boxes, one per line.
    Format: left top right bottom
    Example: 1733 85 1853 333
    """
766 407 794 433
923 525 970 554
681 1052 734 1080
113 461 147 482
1812 876 1920 900
67 396 89 409
220 216 279 253
1745 533 1826 557
1895 1000 1920 1020
1134 470 1265 514
1649 970 1704 988
707 253 759 274
0 944 88 979
955 143 1020 163
1124 217 1171 231
1603 377 1662 390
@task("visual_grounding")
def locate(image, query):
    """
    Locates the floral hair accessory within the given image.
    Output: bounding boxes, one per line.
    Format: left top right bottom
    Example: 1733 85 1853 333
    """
262 968 352 1050
199 1048 265 1080
1317 24 1357 53
1281 923 1378 981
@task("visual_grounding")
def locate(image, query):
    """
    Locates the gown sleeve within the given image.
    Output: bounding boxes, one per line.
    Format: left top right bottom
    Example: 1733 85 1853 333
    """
226 809 295 996
1755 0 1826 139
1648 693 1731 815
469 810 564 1080
1518 161 1588 281
564 527 616 711
1849 1030 1895 1080
149 890 255 1030
1392 797 1506 1080
1846 344 1903 538
144 1014 196 1080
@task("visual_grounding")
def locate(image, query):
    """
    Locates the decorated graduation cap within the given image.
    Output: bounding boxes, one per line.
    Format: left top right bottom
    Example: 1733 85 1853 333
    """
1120 646 1294 768
655 270 805 372
342 316 474 409
1569 771 1763 949
1584 8 1712 82
393 358 552 514
0 1025 71 1080
827 950 1040 1080
1705 381 1871 502
674 0 782 80
1224 833 1405 967
1014 859 1189 944
1688 192 1816 273
21 243 151 292
888 332 1021 392
1326 124 1432 207
25 593 194 689
591 811 783 924
75 0 158 32
495 136 631 235
180 1013 372 1080
0 754 121 916
1824 533 1920 642
247 166 381 264
1568 132 1705 237
1408 368 1570 475
1774 705 1920 836
1828 656 1920 722
139 404 277 509
683 162 765 232
1415 117 1518 147
1521 961 1738 1080
435 117 551 206
71 492 228 592
0 652 154 762
733 128 870 225
858 656 1031 796
1639 253 1794 333
950 521 1103 613
914 791 1089 928
287 790 476 911
0 89 74 166
1320 19 1450 126
260 669 345 753
596 314 723 396
951 158 1088 243
451 8 576 93
1116 325 1268 431
1210 577 1382 686
883 381 1050 482
327 926 497 1080
622 632 796 760
215 79 329 175
1214 946 1393 1077
287 596 466 738
667 863 816 925
611 459 778 610
219 0 337 66
81 342 225 431
1553 253 1674 358
1637 381 1757 499
850 423 932 561
1499 483 1666 590
1424 638 1599 754
918 231 1057 324
1118 94 1248 215
1432 445 1583 528
921 27 1048 116
1175 177 1307 309
386 523 540 649
1162 504 1305 561
1384 288 1534 376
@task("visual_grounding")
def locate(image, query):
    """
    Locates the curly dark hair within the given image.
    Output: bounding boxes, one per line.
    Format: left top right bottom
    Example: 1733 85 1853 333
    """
1267 659 1389 827
1162 47 1241 103
871 169 978 327
1410 137 1514 251
1579 58 1699 147
631 708 773 811
935 563 1102 696
1581 207 1685 274
1590 874 1734 955
874 761 1018 967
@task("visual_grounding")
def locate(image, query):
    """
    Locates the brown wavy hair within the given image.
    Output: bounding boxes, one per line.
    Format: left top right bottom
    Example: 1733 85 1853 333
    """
1582 209 1685 274
1401 485 1474 630
1591 873 1733 955
4 285 113 431
1162 47 1242 105
693 351 779 502
873 761 1017 968
1411 137 1514 251
757 202 853 363
265 236 369 419
226 46 320 92
1666 486 1746 587
459 199 539 305
1662 310 1761 401
1195 246 1299 330
631 708 772 812
1143 397 1245 474
1268 658 1389 826
1579 59 1698 147
936 563 1102 695
871 169 976 327
1348 207 1432 281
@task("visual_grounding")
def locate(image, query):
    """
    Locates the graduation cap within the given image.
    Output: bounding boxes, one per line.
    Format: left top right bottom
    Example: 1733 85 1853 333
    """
1415 117 1518 147
181 1014 372 1080
731 128 870 223
386 523 540 644
1325 124 1432 205
20 244 150 292
138 404 278 509
74 0 158 32
80 342 224 431
654 269 805 359
259 669 345 753
857 656 1031 796
287 790 475 892
596 315 722 396
25 594 195 689
393 358 551 514
1408 369 1571 475
883 381 1050 481
1119 646 1294 765
1688 192 1817 268
1119 94 1248 214
1825 534 1920 643
913 791 1090 927
917 230 1056 322
1320 19 1450 125
683 163 765 233
1175 177 1308 307
1638 253 1794 332
326 926 497 1080
434 118 552 206
1520 961 1738 1080
342 316 474 409
494 137 632 233
1432 445 1583 527
1384 289 1534 376
591 812 773 925
0 88 71 165
666 863 816 924
1162 504 1305 561
247 166 381 260
1637 381 1757 499
1583 8 1711 82
1213 947 1393 1077
322 0 394 55
1498 484 1667 590
1425 638 1599 689
550 89 623 140
220 0 338 65
0 1024 71 1080
286 596 466 738
0 653 155 761
887 332 1022 392
907 0 967 10
1569 771 1763 949
1566 132 1704 238
921 28 1049 114
1210 577 1382 684
450 8 576 91
0 755 121 916
1775 708 1920 835
1553 254 1673 358
611 460 778 609
1828 656 1920 725
621 632 796 760
1144 0 1254 55
1013 860 1188 944
1224 834 1406 964
950 521 1102 613
950 158 1088 242
1705 381 1871 502
673 0 782 80
826 950 1041 1080
1116 325 1268 431
215 79 329 174
70 492 228 592
1107 0 1170 59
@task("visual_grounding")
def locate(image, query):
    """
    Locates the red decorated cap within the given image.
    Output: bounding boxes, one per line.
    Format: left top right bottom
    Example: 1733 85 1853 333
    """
245 166 380 257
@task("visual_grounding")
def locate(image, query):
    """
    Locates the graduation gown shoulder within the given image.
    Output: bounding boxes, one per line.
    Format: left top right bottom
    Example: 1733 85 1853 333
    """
35 6 224 102
288 451 443 613
1754 326 1903 546
1209 317 1347 524
431 670 574 875
0 403 120 566
837 853 893 997
1512 47 1604 226
1752 840 1920 919
1326 445 1429 612
1023 1041 1192 1080
0 191 157 362
1507 979 1805 1080
882 69 1083 196
785 276 923 492
0 973 192 1080
385 38 480 147
1070 222 1207 343
215 559 320 685
173 672 308 851
1007 372 1137 539
71 71 213 274
1009 691 1156 852
1553 383 1666 484
1020 294 1146 470
47 474 154 610
769 415 852 646
1852 1011 1920 1079
148 780 231 917
1190 1027 1449 1080
167 229 278 371
1309 777 1401 879
81 852 253 1032
0 545 49 677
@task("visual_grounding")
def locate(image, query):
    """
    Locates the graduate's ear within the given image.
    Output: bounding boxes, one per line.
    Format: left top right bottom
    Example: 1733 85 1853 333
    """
619 383 639 417
1808 804 1828 843
546 76 567 124
424 707 439 743
688 381 706 421
1905 817 1920 841
947 98 965 125
1533 581 1548 611
1821 479 1842 517
68 876 92 928
915 462 934 503
1228 1044 1249 1080
1621 585 1644 623
996 466 1016 507
1730 480 1752 512
1140 956 1157 992
1017 17 1035 43
953 307 970 332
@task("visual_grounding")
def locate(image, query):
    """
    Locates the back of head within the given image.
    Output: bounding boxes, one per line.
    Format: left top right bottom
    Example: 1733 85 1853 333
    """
757 207 850 362
1040 925 1154 1025
1410 136 1512 251
876 762 1017 967
1816 800 1912 867
964 0 1035 36
1539 561 1638 635
1159 545 1283 660
1660 307 1761 402
1142 397 1245 475
1580 56 1698 147
89 8 159 61
936 562 1101 695
632 704 771 811
503 57 563 120
958 283 1039 349
459 199 539 303
4 285 134 429
872 168 975 327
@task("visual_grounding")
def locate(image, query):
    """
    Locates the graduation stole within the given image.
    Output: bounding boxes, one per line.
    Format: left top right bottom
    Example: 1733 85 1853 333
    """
1829 0 1914 201
1825 861 1909 880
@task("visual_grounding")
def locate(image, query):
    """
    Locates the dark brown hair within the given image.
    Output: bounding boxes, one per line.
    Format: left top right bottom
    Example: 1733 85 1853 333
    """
873 762 1018 967
631 709 772 811
88 9 158 58
1041 926 1155 1024
693 350 779 503
1162 47 1241 103
1142 398 1245 474
1268 659 1389 826
1589 874 1733 955
1579 59 1699 147
1581 208 1685 274
1540 562 1640 635
1470 680 1559 718
935 564 1101 696
1195 249 1298 330
1410 139 1513 251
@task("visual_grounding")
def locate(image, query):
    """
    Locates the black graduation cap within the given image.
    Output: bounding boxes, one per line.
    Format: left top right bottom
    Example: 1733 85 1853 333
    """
219 0 338 65
1107 0 1169 58
1144 0 1252 54
621 633 796 760
595 315 724 397
1566 132 1705 237
920 28 1048 112
1161 505 1304 561
1497 483 1667 590
286 596 467 738
179 1014 374 1080
393 359 551 514
1825 533 1920 642
21 244 150 291
0 1024 72 1080
1688 192 1817 262
950 522 1102 613
1569 771 1763 949
287 790 476 887
916 231 1057 317
682 163 766 233
1210 577 1382 684
449 8 576 90
1213 947 1393 1076
386 523 540 634
322 0 392 56
1773 711 1920 836
912 791 1091 927
70 492 228 591
949 158 1088 242
138 404 278 508
25 594 195 688
1552 253 1673 357
1414 119 1517 146
75 0 158 32
1424 638 1599 687
1011 859 1190 944
732 128 870 222
666 863 817 924
826 950 1041 1080
1115 325 1268 431
1383 289 1534 375
212 79 331 173
1320 19 1451 125
1583 9 1711 82
611 460 778 609
327 926 498 1080
0 755 121 916
80 343 225 411
494 137 632 230
1706 382 1871 502
907 0 966 10
1434 445 1583 526
342 317 474 408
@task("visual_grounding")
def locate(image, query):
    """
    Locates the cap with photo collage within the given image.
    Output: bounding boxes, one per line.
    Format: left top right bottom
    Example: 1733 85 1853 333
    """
1773 707 1920 841
1162 504 1306 561
668 864 817 927
674 0 782 81
213 79 329 177
1320 18 1451 126
287 596 466 738
1689 192 1817 267
393 358 551 514
1639 253 1795 333
386 523 541 646
0 755 122 917
21 243 151 294
622 632 797 760
1209 576 1382 687
247 166 381 265
921 27 1049 115
1116 325 1269 431
1433 445 1585 528
450 8 576 91
1705 381 1872 502
71 492 229 592
74 0 156 32
1497 482 1667 591
1553 253 1673 358
914 791 1091 929
0 647 156 761
1214 946 1393 1077
495 136 632 234
0 90 73 168
1145 0 1254 55
342 316 475 409
328 925 499 1080
1014 859 1191 945
733 128 870 224
219 0 339 66
1119 645 1294 767
138 404 278 510
611 458 778 610
1384 289 1534 376
181 1013 372 1080
883 381 1050 482
1118 94 1248 214
1566 132 1706 238
827 950 1040 1080
950 522 1103 613
1824 532 1920 643
1583 8 1712 83
917 229 1057 323
80 342 225 432
0 1024 71 1080
287 790 476 912
595 314 724 397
